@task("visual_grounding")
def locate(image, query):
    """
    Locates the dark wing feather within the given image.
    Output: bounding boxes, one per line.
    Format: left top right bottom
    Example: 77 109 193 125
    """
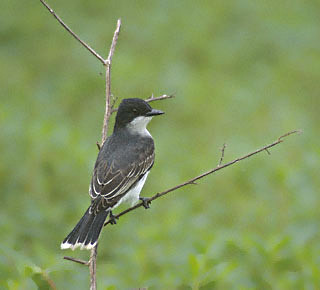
89 151 154 206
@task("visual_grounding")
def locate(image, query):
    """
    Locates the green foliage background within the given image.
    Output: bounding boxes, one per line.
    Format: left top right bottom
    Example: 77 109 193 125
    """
1 0 319 289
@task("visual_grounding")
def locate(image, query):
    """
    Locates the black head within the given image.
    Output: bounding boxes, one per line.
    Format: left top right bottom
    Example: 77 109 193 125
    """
114 98 164 130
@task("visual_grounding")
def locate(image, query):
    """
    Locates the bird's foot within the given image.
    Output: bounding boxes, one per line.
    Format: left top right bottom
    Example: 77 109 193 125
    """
109 211 118 225
140 197 151 209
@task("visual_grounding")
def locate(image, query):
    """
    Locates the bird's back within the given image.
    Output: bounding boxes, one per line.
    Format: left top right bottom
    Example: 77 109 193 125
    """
89 128 155 201
97 128 155 169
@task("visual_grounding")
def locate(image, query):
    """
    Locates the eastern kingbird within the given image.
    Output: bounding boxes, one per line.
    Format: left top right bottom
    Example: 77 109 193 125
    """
61 98 164 250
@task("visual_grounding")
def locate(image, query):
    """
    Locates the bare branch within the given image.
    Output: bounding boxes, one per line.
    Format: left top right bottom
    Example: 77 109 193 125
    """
63 256 88 266
278 129 302 141
104 130 300 226
111 94 174 114
264 148 271 155
89 244 98 290
101 19 121 144
88 18 121 290
145 94 175 103
88 19 121 290
218 143 227 166
106 20 122 65
111 95 119 110
39 0 106 65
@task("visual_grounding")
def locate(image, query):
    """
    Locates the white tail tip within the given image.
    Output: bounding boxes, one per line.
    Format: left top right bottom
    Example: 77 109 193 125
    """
60 241 97 251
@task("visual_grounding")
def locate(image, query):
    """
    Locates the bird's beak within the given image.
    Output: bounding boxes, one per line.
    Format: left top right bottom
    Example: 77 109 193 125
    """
146 109 165 116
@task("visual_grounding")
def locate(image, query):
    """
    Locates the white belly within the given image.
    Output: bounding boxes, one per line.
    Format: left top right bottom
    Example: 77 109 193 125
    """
112 171 149 209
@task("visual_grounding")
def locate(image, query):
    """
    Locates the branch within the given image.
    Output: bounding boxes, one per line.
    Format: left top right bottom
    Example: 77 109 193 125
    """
89 17 121 290
88 19 121 290
39 0 106 65
63 256 88 266
110 94 174 114
218 143 227 166
104 129 301 226
89 244 98 290
101 19 121 144
145 94 175 103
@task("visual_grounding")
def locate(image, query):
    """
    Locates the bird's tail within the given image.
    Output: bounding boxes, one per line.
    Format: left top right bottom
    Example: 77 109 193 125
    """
61 204 109 251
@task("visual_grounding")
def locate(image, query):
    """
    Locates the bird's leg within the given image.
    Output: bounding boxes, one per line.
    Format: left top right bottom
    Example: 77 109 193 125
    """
109 211 118 225
139 197 151 209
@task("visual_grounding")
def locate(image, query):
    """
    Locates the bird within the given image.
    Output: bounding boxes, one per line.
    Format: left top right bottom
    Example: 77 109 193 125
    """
61 98 164 250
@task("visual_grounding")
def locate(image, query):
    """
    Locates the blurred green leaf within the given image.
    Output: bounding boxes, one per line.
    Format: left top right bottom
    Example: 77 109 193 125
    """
199 281 216 290
31 273 51 290
189 254 200 281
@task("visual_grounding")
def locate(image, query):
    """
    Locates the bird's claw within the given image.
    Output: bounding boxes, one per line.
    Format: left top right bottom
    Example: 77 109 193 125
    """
109 211 118 225
140 197 151 209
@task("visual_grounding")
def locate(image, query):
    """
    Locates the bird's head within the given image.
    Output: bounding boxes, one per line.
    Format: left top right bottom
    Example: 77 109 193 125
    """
114 98 164 134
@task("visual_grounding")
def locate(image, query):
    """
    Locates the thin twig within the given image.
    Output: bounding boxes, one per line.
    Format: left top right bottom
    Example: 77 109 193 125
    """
39 0 106 65
218 143 227 166
278 129 302 141
145 94 175 103
63 256 89 265
111 95 119 110
111 94 174 114
104 130 300 226
101 19 121 144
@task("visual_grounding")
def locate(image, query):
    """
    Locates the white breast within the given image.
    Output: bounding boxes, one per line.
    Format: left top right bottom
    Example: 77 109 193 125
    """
127 116 153 137
112 171 150 209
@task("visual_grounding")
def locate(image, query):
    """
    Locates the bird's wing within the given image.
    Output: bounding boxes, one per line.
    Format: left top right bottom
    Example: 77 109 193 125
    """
89 151 154 203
